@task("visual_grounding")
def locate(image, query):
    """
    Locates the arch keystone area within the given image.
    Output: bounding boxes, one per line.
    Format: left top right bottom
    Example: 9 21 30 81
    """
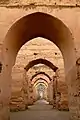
30 72 52 82
24 58 58 72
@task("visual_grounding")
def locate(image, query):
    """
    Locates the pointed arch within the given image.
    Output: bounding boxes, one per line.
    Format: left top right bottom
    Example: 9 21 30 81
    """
30 72 52 81
24 58 58 72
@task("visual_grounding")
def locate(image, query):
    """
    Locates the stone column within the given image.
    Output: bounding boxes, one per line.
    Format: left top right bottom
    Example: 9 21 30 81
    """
23 69 28 109
0 60 12 120
28 82 34 105
65 61 80 120
52 76 56 108
47 81 53 105
33 86 37 102
69 58 80 120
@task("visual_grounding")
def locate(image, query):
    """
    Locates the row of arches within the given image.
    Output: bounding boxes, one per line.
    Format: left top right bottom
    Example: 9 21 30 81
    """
0 12 78 120
23 58 57 107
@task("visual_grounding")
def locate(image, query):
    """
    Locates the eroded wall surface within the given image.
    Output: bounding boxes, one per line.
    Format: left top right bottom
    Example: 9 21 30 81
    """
0 1 80 120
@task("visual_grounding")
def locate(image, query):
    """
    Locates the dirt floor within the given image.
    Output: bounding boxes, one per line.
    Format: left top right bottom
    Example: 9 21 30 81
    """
10 100 70 120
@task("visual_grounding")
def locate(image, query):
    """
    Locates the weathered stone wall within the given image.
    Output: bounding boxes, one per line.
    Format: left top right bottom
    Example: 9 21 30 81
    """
0 1 80 120
47 74 68 110
56 81 69 110
1 0 80 5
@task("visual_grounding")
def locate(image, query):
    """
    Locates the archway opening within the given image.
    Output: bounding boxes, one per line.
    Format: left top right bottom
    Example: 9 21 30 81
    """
34 82 48 100
30 72 52 81
24 58 58 72
33 77 49 101
32 77 49 85
1 12 76 120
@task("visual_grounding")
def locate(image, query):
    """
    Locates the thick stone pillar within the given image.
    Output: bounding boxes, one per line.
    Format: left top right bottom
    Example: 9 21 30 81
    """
10 70 26 112
0 63 12 120
23 70 28 109
24 73 34 106
53 70 69 110
43 88 48 100
28 82 34 105
47 81 53 105
33 86 37 102
66 63 80 120
52 75 57 108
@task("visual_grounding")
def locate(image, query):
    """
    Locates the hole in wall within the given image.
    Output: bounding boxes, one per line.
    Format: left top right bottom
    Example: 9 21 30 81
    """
0 62 2 73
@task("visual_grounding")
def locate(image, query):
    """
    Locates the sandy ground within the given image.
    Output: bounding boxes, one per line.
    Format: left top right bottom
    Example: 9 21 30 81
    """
10 100 70 120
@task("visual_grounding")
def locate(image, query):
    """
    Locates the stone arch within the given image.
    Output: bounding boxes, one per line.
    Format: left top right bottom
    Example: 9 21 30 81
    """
34 82 48 88
3 12 76 71
24 58 58 72
30 72 52 82
33 82 48 101
33 77 48 85
1 12 77 119
33 78 48 87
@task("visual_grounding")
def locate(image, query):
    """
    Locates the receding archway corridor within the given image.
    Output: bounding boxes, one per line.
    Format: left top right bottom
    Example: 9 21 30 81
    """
10 99 70 120
0 11 78 120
